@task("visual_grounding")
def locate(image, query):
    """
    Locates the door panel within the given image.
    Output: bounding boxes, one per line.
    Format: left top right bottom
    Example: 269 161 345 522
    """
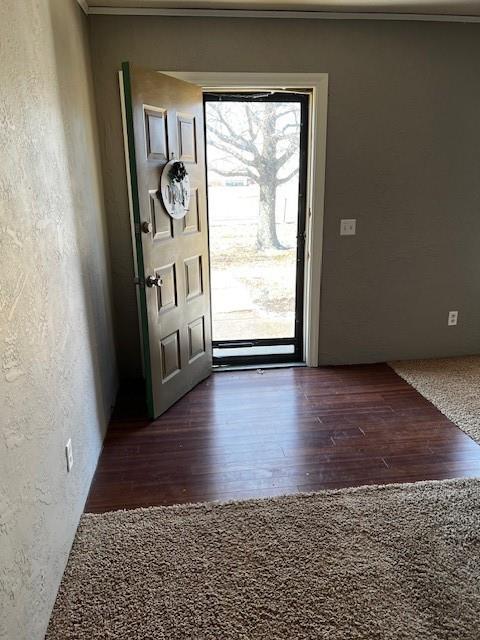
177 113 197 162
184 255 203 300
149 190 173 241
183 188 200 234
144 106 168 161
188 316 206 362
156 263 177 314
122 63 212 418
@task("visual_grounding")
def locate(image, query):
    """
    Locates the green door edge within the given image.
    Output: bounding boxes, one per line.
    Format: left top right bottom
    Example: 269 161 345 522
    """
121 61 155 419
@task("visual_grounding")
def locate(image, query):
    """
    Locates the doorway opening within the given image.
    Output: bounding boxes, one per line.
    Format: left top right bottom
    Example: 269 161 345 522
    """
204 91 309 366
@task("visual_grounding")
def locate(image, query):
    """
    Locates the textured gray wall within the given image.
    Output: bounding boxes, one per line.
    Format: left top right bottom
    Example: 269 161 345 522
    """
89 15 480 378
0 1 117 638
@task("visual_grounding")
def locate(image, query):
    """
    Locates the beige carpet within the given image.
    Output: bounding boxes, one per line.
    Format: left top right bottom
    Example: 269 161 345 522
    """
390 355 480 445
47 478 480 639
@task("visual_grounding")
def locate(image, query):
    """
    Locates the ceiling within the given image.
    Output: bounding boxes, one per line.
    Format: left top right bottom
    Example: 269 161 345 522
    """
85 0 480 17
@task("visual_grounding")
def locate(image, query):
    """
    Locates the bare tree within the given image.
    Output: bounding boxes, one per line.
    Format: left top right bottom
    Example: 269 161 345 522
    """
206 101 300 250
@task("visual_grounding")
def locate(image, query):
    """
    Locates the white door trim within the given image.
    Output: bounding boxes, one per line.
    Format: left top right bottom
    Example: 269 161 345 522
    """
163 72 328 367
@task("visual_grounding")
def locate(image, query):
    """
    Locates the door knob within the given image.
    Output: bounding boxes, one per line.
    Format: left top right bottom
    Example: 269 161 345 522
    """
141 221 153 234
146 275 163 288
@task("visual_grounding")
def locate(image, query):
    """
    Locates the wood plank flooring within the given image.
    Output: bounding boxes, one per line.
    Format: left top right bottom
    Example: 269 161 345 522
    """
85 364 480 512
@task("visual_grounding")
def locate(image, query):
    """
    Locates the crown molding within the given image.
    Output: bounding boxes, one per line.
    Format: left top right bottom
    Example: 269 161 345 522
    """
76 0 90 14
86 5 480 22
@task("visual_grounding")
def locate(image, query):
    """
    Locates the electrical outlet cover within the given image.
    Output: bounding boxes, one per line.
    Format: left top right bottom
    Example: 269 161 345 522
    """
340 219 356 236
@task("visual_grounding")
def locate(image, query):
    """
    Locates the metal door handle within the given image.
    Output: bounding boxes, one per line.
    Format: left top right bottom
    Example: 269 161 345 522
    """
146 275 163 288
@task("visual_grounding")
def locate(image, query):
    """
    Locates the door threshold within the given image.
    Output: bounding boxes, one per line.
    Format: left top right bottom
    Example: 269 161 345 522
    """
213 362 307 372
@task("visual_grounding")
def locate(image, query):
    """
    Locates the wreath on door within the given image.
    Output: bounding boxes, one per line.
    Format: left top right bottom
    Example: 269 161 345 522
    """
157 160 190 220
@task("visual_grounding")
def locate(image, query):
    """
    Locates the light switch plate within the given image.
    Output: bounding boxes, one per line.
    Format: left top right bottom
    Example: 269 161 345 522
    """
448 310 458 326
340 219 356 236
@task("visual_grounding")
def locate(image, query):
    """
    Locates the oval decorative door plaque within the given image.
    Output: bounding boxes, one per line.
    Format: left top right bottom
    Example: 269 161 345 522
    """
159 160 190 219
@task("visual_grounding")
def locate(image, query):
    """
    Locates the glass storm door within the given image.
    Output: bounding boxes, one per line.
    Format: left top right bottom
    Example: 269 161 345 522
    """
204 92 309 365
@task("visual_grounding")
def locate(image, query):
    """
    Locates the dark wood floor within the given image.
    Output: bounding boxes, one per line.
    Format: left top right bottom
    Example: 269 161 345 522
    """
85 364 480 513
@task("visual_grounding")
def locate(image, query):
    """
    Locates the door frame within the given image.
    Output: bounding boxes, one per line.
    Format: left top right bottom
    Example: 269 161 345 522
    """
163 72 328 367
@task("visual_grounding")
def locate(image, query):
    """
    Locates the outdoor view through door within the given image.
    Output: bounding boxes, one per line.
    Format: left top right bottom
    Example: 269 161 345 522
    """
205 92 308 365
